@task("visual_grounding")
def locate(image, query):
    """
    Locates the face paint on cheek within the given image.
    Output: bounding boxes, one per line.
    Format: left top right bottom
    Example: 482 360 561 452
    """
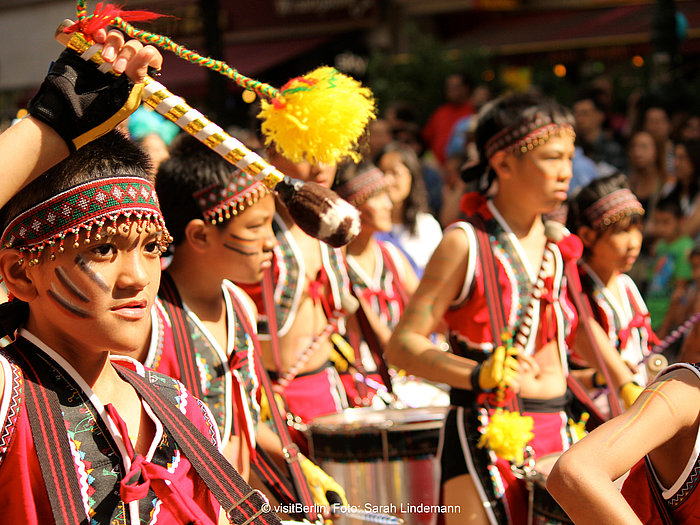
54 267 90 303
74 255 110 292
223 233 260 256
47 284 92 318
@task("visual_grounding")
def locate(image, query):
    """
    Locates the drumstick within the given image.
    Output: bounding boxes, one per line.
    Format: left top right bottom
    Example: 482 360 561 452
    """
54 21 360 248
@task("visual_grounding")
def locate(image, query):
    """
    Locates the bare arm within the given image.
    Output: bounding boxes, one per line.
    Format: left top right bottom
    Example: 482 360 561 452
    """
386 227 474 386
548 368 700 523
0 29 162 209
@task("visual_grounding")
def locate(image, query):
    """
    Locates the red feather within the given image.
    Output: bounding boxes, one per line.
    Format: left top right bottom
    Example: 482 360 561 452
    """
64 3 166 38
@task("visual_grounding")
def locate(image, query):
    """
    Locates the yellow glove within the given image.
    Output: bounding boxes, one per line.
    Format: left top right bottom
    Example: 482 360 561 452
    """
259 391 286 422
473 345 519 392
299 455 348 509
330 333 355 373
568 412 589 441
620 381 644 409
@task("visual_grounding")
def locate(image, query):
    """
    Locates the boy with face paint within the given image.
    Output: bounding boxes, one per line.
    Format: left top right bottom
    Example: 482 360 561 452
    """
0 31 280 525
135 134 347 517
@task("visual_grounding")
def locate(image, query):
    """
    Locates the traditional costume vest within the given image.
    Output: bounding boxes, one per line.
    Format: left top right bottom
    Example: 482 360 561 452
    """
0 330 220 525
444 203 578 371
578 264 653 385
147 278 260 450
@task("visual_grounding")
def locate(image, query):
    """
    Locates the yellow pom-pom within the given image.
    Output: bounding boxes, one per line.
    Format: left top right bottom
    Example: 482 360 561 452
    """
258 66 375 165
478 409 534 464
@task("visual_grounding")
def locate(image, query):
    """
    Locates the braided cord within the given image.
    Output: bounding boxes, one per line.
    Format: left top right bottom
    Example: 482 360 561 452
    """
74 1 284 104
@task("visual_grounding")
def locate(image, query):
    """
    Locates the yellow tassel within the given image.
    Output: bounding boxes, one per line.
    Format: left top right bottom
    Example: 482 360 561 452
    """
478 409 534 464
258 66 375 165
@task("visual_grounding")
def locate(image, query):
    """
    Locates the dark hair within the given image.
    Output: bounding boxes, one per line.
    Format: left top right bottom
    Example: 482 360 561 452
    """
462 92 574 188
655 195 683 218
573 87 608 114
566 172 641 233
0 130 152 234
676 139 700 198
0 130 151 339
155 134 237 245
374 142 429 234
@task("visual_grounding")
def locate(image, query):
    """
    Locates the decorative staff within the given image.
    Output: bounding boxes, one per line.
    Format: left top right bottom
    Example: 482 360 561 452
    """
54 1 377 247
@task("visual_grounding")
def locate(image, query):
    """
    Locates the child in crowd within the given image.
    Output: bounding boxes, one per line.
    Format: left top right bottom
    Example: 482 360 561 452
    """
645 196 694 337
0 30 278 524
333 159 418 405
138 133 346 514
566 173 653 412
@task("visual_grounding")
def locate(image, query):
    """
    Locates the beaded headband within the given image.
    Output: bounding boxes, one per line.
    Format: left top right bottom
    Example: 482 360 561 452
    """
192 168 270 224
584 188 645 230
484 113 575 160
0 177 170 264
334 167 388 207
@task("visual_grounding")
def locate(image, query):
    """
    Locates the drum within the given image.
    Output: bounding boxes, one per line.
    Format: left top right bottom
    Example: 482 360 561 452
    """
526 454 573 525
306 406 447 525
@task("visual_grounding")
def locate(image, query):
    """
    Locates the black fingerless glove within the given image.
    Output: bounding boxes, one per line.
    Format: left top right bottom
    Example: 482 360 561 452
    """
27 49 144 152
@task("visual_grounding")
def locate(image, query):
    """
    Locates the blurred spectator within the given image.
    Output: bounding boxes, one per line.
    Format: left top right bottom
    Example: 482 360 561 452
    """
366 118 394 159
642 104 675 175
394 122 443 217
677 243 700 362
666 139 700 238
385 100 419 133
572 88 627 172
422 73 474 166
645 196 694 337
675 113 700 142
439 153 469 228
627 130 671 221
591 74 629 139
375 142 443 276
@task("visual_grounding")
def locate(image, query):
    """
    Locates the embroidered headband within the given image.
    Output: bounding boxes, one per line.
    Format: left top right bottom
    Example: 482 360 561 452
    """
584 188 645 230
334 167 388 207
484 113 575 160
192 168 270 224
1 177 171 264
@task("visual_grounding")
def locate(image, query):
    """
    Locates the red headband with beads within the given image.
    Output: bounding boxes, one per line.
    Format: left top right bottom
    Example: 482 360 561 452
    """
0 177 170 263
334 167 388 207
192 168 270 224
584 188 645 230
484 113 575 160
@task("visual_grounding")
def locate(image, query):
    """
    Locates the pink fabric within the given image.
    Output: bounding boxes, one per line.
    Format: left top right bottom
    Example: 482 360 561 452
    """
282 366 344 423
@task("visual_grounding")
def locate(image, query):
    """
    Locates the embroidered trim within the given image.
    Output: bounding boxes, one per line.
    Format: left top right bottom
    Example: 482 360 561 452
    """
192 168 270 224
484 113 575 159
584 188 644 230
0 177 171 263
334 167 388 206
0 357 22 467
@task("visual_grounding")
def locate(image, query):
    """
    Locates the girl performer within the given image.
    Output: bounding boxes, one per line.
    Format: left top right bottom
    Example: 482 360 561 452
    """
566 173 653 413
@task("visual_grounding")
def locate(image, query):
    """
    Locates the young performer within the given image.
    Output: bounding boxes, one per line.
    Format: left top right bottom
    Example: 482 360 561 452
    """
0 29 278 524
141 133 346 515
566 173 653 411
386 92 610 525
333 159 418 405
237 149 355 427
549 362 700 524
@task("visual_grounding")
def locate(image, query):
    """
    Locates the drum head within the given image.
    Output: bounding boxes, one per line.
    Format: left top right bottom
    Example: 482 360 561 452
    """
307 406 447 462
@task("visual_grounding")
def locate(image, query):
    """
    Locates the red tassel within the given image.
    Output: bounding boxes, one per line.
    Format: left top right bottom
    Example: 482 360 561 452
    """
64 3 165 38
